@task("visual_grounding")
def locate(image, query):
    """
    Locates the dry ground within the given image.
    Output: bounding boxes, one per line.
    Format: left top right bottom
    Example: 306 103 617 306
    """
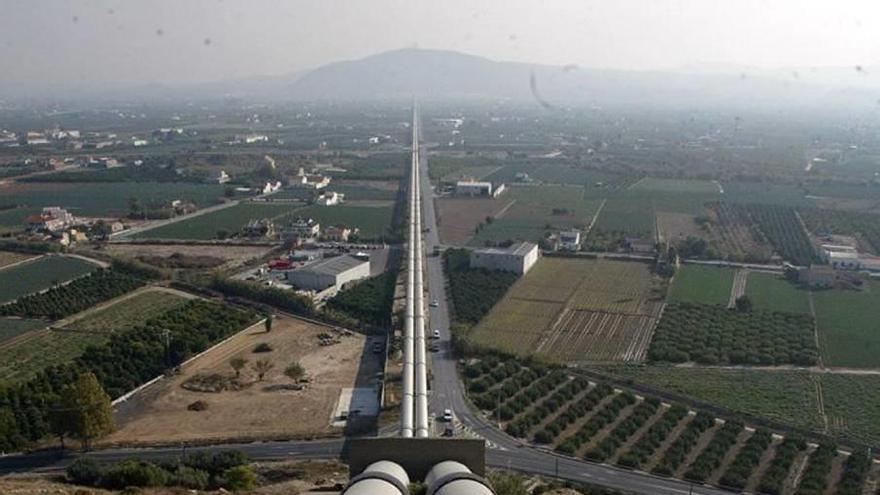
107 315 379 446
657 212 704 245
95 243 275 269
437 197 514 245
0 250 37 269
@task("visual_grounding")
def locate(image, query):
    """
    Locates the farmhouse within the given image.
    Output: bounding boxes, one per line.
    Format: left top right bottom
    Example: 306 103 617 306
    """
557 230 581 251
286 254 370 291
291 167 331 189
322 225 357 242
281 217 320 245
317 191 344 206
470 241 539 275
455 180 493 197
26 207 75 233
242 219 275 239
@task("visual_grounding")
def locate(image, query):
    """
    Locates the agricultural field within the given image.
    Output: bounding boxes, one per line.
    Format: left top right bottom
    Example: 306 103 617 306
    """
469 185 603 245
483 161 617 186
0 255 98 304
0 181 228 229
733 204 815 266
437 197 515 245
0 317 45 344
703 202 774 262
629 177 722 195
720 181 814 207
668 264 734 306
596 366 824 433
463 357 871 493
799 207 880 255
132 202 298 240
744 272 811 314
812 282 880 368
648 302 818 365
0 250 36 269
820 374 880 446
280 204 394 240
98 244 275 270
0 289 188 383
470 257 665 363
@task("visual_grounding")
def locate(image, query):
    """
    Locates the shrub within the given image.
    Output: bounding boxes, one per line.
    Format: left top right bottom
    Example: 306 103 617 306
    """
187 400 209 411
67 458 104 486
218 465 257 491
101 459 169 489
253 342 273 353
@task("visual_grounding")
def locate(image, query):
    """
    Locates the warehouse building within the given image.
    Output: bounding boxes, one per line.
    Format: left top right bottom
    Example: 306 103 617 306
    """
470 242 539 275
286 254 370 291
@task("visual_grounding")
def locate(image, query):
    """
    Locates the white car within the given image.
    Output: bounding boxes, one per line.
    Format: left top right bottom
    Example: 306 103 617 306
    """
430 299 439 307
433 329 440 339
442 409 453 422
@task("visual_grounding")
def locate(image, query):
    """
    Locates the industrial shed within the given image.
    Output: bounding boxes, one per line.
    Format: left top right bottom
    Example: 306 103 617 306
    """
287 255 371 291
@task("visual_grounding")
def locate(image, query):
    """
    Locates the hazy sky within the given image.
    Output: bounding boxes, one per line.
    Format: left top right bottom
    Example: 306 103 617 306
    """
2 0 880 87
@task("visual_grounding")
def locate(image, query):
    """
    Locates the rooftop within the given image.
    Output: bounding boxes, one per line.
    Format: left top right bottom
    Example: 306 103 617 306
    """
474 241 537 257
298 254 368 275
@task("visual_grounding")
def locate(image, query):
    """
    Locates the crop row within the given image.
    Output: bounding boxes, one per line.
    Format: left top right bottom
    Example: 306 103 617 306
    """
719 429 773 490
651 412 716 476
556 391 637 456
505 376 591 438
497 370 569 421
794 444 837 495
756 436 807 495
683 420 744 483
737 204 815 266
585 398 660 462
471 366 539 410
616 405 688 469
533 383 614 444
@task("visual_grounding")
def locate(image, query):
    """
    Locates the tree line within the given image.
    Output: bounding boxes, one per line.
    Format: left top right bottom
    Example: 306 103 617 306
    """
0 300 258 451
443 248 518 325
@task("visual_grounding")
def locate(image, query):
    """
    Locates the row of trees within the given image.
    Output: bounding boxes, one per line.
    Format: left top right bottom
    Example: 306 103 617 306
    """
505 376 591 439
0 300 258 451
585 398 661 462
794 443 837 495
532 384 613 445
0 268 146 319
683 421 744 483
718 429 773 490
495 371 568 421
648 302 818 366
211 277 315 316
443 248 518 325
651 412 715 476
556 392 636 456
756 436 807 495
616 405 689 469
737 204 816 266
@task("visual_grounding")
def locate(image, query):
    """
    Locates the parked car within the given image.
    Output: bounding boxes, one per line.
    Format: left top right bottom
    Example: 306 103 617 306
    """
442 409 453 422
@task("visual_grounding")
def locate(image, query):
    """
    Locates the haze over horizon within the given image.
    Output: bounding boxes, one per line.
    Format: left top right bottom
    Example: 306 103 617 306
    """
2 0 880 92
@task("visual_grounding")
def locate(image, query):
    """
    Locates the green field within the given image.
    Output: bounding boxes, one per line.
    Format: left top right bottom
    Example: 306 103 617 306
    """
668 264 734 305
0 290 188 383
599 366 824 433
0 318 46 343
0 256 98 304
281 204 394 240
0 182 228 228
813 283 880 368
745 272 811 314
133 202 299 240
821 374 880 446
469 185 603 245
630 177 722 195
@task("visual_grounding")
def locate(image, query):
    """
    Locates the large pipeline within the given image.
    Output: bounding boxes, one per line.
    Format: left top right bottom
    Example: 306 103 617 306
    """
413 114 430 437
425 461 495 495
343 460 411 495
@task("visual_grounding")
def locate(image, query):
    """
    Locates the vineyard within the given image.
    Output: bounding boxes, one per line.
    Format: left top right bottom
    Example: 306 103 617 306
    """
732 204 816 266
647 302 818 366
469 257 665 363
461 356 877 494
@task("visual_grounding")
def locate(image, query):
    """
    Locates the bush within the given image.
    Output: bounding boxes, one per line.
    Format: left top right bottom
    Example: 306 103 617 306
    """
67 458 104 486
187 400 209 411
218 465 257 491
168 466 209 490
101 459 169 489
253 342 273 353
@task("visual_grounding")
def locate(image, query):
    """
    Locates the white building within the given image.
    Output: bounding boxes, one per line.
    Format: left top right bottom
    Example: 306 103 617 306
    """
317 191 344 206
455 180 493 197
286 255 370 291
470 242 539 275
281 217 320 245
216 170 231 184
262 181 282 194
820 244 861 270
558 231 581 251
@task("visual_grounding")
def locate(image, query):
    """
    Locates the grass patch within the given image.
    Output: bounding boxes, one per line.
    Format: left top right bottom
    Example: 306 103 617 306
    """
668 264 734 306
821 374 880 446
283 204 394 240
133 203 299 240
813 283 880 368
744 272 811 314
0 256 97 304
0 318 46 344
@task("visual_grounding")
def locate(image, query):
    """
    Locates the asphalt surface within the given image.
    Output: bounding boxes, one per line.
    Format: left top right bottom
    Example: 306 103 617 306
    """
0 113 732 495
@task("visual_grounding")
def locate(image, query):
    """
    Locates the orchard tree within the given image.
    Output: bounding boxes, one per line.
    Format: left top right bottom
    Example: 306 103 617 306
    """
284 362 305 381
264 314 274 333
229 357 248 378
61 373 114 450
252 359 274 381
